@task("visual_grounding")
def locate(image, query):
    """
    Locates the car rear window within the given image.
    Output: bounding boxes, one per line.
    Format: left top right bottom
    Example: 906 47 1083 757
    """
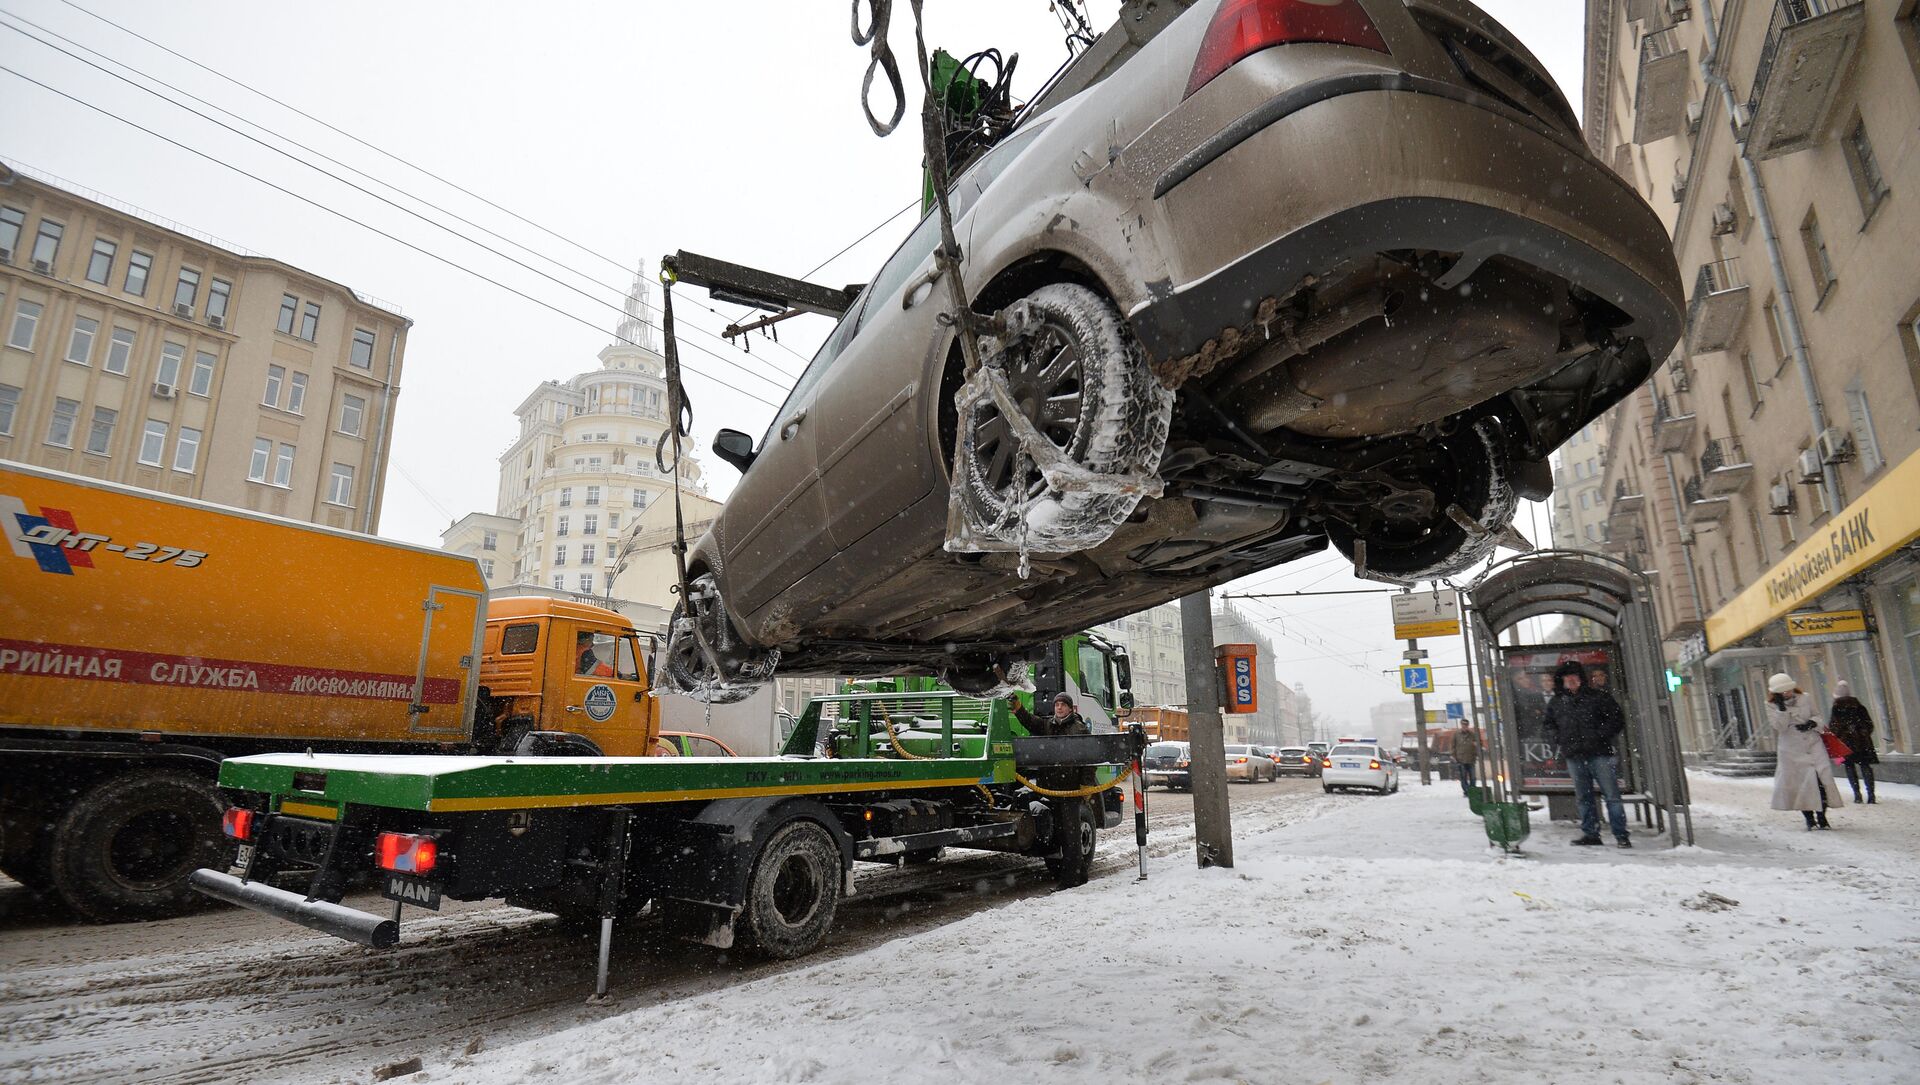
1331 745 1375 757
1146 744 1185 759
1225 745 1252 755
1280 748 1307 756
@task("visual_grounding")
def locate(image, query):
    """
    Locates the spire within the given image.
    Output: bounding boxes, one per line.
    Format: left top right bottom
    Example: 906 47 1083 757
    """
615 267 658 352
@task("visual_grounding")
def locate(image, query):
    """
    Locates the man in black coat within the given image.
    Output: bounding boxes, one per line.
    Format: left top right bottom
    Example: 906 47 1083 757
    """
1542 659 1631 848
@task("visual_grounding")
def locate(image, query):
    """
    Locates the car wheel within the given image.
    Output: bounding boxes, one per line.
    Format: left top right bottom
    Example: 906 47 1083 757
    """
1043 798 1097 889
1324 419 1517 581
952 283 1173 553
50 770 229 921
661 577 777 704
738 820 842 960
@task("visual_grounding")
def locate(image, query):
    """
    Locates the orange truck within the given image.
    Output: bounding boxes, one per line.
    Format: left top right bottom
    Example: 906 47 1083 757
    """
0 462 658 920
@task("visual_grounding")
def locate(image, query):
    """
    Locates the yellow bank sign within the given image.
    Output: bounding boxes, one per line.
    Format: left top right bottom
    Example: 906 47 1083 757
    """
1785 609 1868 644
1707 451 1920 651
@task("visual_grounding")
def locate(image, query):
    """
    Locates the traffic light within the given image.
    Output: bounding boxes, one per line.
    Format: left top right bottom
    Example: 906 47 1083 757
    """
1665 669 1685 692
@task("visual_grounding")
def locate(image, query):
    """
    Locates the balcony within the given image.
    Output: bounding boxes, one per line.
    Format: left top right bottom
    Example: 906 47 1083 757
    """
1683 476 1733 525
1634 28 1691 144
1698 436 1754 495
1744 0 1866 160
1610 479 1646 519
1601 523 1634 555
1652 393 1697 453
1685 258 1750 354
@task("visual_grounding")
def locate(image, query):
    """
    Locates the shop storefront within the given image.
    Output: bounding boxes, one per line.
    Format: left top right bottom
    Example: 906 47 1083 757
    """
1701 451 1920 755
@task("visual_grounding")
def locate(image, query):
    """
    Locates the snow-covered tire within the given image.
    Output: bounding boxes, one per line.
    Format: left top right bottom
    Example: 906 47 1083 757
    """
50 770 228 922
1043 798 1097 889
662 597 760 705
958 283 1172 552
738 820 842 960
1328 420 1517 580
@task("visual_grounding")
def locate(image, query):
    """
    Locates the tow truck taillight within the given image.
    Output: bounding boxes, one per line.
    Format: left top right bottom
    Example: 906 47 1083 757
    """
1186 0 1390 98
222 808 254 841
375 832 438 875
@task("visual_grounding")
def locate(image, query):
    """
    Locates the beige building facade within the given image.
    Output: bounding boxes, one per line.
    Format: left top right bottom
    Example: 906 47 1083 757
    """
1585 0 1920 756
0 163 408 531
1549 421 1612 551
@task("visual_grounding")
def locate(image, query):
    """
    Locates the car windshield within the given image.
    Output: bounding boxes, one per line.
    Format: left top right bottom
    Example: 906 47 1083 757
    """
1332 745 1375 757
1146 744 1185 759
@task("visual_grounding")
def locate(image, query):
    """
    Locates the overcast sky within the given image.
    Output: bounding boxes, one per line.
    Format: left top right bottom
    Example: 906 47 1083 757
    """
0 0 1587 733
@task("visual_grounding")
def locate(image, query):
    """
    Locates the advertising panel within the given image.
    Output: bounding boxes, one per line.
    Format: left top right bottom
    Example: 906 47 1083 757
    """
1499 644 1631 792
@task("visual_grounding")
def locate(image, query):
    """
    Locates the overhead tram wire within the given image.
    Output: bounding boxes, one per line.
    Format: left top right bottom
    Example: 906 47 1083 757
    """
0 14 804 392
0 66 783 409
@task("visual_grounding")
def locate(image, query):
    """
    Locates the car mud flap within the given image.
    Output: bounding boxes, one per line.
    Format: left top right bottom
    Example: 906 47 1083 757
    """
189 868 398 948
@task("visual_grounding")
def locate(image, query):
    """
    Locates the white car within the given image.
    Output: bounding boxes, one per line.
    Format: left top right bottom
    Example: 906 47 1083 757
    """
1322 743 1400 795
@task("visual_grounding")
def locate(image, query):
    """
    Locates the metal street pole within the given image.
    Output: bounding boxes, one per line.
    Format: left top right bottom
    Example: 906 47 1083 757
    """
1408 638 1431 786
1180 590 1232 868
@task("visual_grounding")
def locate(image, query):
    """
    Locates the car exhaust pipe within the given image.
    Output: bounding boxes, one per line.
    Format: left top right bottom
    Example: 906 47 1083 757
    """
189 868 399 948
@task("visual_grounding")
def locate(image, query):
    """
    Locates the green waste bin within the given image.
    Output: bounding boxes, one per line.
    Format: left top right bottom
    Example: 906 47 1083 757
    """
1482 800 1530 852
1465 785 1491 816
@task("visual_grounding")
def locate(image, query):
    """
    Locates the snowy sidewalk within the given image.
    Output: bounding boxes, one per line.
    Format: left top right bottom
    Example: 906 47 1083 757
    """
436 775 1920 1085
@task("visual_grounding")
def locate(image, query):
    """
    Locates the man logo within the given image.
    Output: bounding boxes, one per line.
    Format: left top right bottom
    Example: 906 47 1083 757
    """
582 683 618 722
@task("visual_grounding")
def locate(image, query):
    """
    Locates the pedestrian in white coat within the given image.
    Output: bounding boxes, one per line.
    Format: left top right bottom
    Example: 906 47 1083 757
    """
1765 672 1843 830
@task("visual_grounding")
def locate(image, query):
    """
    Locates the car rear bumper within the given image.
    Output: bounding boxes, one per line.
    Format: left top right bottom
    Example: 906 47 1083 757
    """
1135 75 1682 367
1145 770 1191 788
1322 769 1388 789
1277 764 1317 776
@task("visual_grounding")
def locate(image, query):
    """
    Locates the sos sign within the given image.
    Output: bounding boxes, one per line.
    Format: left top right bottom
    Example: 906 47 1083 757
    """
1216 643 1258 715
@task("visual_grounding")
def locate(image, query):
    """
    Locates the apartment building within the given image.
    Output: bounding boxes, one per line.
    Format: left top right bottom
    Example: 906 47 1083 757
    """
1585 0 1920 755
1549 422 1612 551
1096 600 1314 746
0 162 408 530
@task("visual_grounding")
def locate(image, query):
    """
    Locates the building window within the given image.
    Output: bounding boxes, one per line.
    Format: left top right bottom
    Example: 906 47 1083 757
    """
557 515 570 537
555 544 567 565
0 206 21 257
66 316 98 365
584 514 598 536
632 489 647 508
85 406 116 455
271 443 294 487
579 574 594 594
156 342 185 390
581 543 596 566
124 250 152 296
287 371 307 414
299 301 320 341
480 558 494 579
608 512 620 531
248 437 271 482
207 278 232 324
171 426 201 473
104 327 134 374
31 220 63 267
339 393 365 436
263 365 284 407
552 574 566 590
350 328 375 368
1579 491 1591 510
0 384 17 435
559 487 572 507
138 419 167 465
586 485 600 506
1842 116 1889 220
1800 208 1836 305
173 267 200 313
327 462 355 506
8 300 42 350
86 239 116 284
45 397 79 447
277 294 298 335
482 530 497 551
190 351 216 397
1845 387 1884 474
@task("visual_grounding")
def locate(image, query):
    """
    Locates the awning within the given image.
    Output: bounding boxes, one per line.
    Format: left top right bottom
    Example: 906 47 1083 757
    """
1706 449 1920 650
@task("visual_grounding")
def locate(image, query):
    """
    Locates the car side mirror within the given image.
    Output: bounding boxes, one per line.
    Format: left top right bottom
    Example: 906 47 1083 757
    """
712 428 758 473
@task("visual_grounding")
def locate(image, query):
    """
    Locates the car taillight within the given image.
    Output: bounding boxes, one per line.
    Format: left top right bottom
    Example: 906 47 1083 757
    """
222 807 254 841
1370 759 1381 770
375 832 438 875
1322 758 1332 767
1177 759 1190 767
1234 757 1247 763
1186 0 1390 97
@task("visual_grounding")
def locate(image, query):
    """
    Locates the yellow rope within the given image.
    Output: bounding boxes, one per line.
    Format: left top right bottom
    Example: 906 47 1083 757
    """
872 700 932 760
1014 760 1133 798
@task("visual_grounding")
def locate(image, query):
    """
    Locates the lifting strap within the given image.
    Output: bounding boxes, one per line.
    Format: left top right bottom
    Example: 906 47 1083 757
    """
654 268 697 609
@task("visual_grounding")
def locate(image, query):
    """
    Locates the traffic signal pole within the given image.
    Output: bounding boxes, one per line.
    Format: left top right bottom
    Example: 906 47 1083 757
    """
1180 590 1233 868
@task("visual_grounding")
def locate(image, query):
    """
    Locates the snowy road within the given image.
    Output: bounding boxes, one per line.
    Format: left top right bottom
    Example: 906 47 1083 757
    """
0 779 1331 1084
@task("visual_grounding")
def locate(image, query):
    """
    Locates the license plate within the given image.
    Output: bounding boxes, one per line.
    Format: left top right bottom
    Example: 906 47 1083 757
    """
1339 761 1362 768
381 873 442 910
234 843 255 871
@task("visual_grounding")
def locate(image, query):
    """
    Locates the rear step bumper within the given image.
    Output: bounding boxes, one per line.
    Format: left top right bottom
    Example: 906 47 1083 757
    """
189 868 398 948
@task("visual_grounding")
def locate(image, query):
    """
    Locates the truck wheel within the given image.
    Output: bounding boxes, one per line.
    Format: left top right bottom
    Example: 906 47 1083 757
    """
50 771 228 921
739 820 842 960
1043 798 1097 889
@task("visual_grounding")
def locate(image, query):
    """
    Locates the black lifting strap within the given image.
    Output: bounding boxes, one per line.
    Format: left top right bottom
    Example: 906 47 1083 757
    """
654 269 697 604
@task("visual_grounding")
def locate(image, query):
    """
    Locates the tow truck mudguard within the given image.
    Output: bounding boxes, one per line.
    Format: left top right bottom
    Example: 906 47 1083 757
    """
189 868 398 948
651 797 857 939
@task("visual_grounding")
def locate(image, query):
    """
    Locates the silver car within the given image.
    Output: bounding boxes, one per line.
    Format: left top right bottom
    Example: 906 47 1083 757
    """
666 0 1682 699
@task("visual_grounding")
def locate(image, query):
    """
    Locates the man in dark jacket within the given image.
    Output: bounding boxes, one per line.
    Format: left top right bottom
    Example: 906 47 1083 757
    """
1008 691 1090 736
1449 724 1481 796
1542 659 1630 848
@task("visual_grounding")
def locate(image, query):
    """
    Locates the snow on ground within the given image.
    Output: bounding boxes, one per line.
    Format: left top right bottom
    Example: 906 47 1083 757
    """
438 774 1920 1085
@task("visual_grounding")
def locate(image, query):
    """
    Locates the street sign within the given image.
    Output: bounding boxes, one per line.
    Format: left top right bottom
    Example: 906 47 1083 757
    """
1399 664 1434 694
1785 609 1870 645
1216 643 1258 714
1391 589 1461 639
1445 700 1465 721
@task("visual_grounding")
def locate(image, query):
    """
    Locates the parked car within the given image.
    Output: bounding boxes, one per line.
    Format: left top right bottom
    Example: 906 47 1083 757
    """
664 0 1683 701
1273 746 1319 777
1322 742 1400 795
1142 741 1193 790
649 731 739 758
1226 745 1275 783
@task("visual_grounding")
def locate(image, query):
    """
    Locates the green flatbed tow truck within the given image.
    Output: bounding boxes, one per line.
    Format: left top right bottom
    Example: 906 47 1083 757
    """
193 690 1144 995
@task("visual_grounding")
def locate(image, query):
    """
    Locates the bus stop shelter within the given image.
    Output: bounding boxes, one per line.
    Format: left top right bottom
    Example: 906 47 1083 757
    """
1464 550 1693 846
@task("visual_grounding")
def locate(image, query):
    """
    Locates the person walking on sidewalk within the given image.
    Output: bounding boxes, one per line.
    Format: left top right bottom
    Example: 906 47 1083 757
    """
1449 724 1481 796
1542 660 1632 848
1827 680 1878 805
1766 672 1844 830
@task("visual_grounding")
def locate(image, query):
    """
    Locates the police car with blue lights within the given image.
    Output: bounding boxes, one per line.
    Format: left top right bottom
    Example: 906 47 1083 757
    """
1320 738 1401 795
